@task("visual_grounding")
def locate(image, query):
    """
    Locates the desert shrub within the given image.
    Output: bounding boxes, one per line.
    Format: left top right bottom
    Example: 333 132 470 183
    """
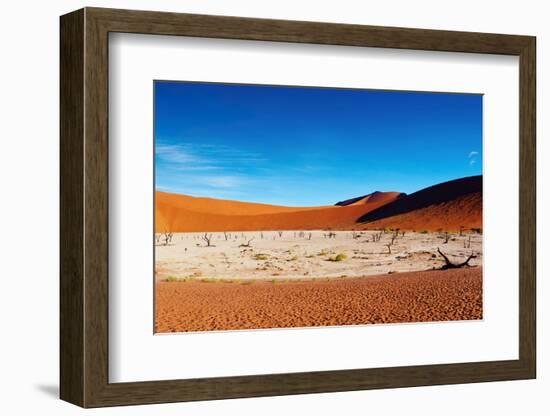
164 276 179 282
420 230 428 234
254 254 268 260
328 253 347 262
200 278 217 283
289 255 298 261
318 249 329 256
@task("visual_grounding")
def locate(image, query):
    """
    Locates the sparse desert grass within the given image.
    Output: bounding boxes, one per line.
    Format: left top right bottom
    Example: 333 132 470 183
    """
156 230 483 282
164 276 195 283
328 253 347 262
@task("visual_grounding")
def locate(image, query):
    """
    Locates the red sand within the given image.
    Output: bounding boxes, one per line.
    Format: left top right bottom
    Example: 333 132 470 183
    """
359 192 482 232
356 176 482 231
156 191 401 232
155 267 482 333
156 176 482 233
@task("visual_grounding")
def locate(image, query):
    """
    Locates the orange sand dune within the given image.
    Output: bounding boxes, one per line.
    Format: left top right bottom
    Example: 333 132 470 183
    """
356 176 482 232
156 176 482 233
335 191 405 206
155 267 482 332
359 192 482 232
156 191 331 215
156 191 402 232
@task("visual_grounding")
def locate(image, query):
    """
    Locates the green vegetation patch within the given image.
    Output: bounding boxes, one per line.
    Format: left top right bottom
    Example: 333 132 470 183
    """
328 253 348 262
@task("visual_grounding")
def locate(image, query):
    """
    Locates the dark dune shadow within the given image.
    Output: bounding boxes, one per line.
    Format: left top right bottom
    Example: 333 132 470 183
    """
357 175 482 224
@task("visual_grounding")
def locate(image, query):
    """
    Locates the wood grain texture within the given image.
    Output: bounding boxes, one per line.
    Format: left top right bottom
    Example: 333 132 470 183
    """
518 38 536 375
59 7 537 408
59 8 84 407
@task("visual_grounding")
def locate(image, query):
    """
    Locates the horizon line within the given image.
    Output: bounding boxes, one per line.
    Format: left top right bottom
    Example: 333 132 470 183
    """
155 174 482 208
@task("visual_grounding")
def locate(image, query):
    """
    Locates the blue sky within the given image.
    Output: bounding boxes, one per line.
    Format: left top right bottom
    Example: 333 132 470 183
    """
154 81 482 207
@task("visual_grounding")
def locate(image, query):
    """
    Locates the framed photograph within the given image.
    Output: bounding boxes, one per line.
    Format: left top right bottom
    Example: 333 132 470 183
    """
60 7 536 407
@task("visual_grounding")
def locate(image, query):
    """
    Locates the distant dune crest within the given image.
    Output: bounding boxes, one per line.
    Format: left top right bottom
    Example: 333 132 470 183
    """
156 175 482 233
335 191 405 206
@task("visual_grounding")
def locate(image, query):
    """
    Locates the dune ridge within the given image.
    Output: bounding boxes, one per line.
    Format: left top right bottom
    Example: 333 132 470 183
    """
356 175 482 231
156 193 400 232
335 191 405 206
156 176 482 232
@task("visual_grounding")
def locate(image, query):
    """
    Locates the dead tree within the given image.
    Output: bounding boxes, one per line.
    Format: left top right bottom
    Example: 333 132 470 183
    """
278 231 283 237
385 243 392 254
459 226 465 236
437 248 476 269
464 235 472 249
390 234 398 245
443 232 450 244
239 237 255 248
223 232 230 241
308 232 312 240
202 233 214 247
163 231 173 246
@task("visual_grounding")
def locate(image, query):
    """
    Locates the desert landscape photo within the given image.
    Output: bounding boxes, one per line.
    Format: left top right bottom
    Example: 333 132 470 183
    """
154 81 483 333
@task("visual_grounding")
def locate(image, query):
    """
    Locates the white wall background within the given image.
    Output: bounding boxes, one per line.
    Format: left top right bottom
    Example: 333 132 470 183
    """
0 0 545 414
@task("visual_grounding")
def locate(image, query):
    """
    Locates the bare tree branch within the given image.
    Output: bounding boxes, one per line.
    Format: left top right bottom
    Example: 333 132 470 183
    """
437 248 476 269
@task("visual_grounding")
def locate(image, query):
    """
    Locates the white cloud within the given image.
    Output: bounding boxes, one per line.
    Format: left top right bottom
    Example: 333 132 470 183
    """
468 151 479 158
155 140 268 193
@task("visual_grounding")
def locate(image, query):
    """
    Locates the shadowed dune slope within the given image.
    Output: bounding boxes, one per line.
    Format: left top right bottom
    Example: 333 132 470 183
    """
359 192 482 232
156 177 481 232
156 191 402 232
357 175 482 231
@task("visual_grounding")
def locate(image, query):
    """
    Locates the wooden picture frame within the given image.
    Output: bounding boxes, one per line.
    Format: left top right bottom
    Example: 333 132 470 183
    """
60 7 536 408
